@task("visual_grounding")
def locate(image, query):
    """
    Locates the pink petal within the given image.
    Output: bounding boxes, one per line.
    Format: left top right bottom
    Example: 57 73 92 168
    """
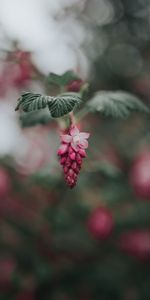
70 152 76 160
57 144 68 155
79 139 88 149
79 132 90 140
70 125 79 137
71 141 79 152
61 134 72 143
79 148 86 157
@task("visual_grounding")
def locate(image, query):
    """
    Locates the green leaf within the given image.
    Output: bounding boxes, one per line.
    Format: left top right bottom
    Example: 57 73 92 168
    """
20 110 52 127
15 91 81 118
48 92 81 118
47 70 80 87
87 91 150 118
15 92 50 112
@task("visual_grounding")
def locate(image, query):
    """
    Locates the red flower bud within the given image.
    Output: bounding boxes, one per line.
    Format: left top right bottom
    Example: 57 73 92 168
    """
57 125 89 188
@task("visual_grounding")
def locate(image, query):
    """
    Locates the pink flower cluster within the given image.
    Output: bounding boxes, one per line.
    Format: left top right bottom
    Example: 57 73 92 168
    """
57 125 90 188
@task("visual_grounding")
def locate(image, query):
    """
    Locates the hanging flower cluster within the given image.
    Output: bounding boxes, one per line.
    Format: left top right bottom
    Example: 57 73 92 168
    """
14 69 150 190
57 125 90 188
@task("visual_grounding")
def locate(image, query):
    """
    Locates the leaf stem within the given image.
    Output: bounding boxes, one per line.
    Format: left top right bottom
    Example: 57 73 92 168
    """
57 115 70 131
69 112 75 125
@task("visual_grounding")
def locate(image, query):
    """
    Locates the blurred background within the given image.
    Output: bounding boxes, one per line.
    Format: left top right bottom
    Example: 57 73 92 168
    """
0 0 150 299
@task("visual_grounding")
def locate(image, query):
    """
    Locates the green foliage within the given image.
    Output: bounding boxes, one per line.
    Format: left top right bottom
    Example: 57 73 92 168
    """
15 91 81 118
15 92 49 112
47 70 80 87
20 110 52 127
87 91 150 118
47 92 81 118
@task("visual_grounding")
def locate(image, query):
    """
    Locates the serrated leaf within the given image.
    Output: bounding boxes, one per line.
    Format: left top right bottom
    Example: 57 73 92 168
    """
87 91 150 118
15 92 50 112
48 92 81 118
15 91 81 118
47 70 80 87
